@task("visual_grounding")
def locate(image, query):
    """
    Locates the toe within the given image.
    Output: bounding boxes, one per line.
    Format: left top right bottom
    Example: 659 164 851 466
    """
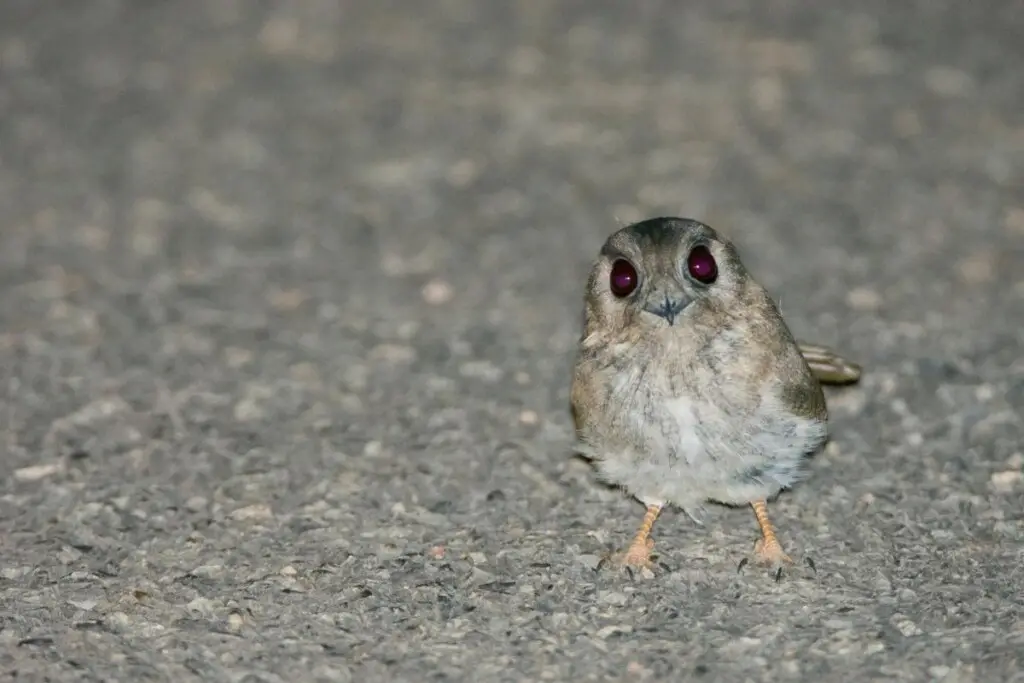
752 539 794 569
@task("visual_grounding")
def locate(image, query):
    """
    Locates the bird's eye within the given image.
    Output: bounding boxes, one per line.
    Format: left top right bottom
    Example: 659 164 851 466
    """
609 259 638 297
686 245 718 284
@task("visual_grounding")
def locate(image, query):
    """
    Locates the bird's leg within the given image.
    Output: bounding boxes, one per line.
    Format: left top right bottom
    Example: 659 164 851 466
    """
614 503 662 569
751 500 793 569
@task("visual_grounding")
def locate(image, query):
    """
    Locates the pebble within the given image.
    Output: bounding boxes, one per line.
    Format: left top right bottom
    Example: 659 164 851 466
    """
186 597 218 616
228 613 245 632
422 278 454 305
231 504 273 521
459 360 504 382
598 590 628 606
368 343 417 364
14 463 62 482
894 617 923 637
1004 207 1024 236
990 470 1021 492
596 624 633 639
846 286 882 311
190 564 224 579
924 66 973 97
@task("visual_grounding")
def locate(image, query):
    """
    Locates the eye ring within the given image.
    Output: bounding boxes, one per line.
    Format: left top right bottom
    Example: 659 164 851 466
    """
609 259 639 297
686 244 718 285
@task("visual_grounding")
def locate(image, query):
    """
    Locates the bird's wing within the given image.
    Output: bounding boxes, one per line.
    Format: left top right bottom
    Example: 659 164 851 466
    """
797 342 862 385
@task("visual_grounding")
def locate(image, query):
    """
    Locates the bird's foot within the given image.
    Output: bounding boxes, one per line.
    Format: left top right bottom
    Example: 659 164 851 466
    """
754 536 793 567
613 536 656 570
598 537 657 576
743 537 794 582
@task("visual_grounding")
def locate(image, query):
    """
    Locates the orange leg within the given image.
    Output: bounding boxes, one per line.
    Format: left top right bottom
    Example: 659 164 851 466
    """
614 504 662 569
751 500 793 567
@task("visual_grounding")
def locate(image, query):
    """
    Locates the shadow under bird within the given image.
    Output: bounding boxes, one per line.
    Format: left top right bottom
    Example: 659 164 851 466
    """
571 216 861 579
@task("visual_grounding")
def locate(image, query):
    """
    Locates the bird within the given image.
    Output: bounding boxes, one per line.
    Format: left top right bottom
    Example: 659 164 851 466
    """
570 216 861 578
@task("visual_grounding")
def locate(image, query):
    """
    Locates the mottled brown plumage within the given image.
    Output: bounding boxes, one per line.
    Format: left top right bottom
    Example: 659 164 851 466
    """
571 217 861 578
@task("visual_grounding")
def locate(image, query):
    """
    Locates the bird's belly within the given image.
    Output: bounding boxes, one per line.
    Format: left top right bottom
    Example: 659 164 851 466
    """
593 390 825 510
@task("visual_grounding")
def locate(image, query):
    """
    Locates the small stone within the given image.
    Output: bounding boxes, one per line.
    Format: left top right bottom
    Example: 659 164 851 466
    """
928 665 951 679
598 591 628 606
68 599 98 611
1007 453 1024 468
893 109 922 137
1004 208 1024 236
990 470 1022 492
233 388 270 421
577 554 602 571
957 250 996 285
186 597 218 616
824 619 854 630
975 384 995 402
227 612 245 632
190 564 224 579
596 624 633 639
224 347 254 368
626 661 651 676
894 618 923 637
1 567 29 580
422 279 453 305
368 344 417 364
267 287 308 311
846 287 882 311
751 76 785 113
108 612 131 628
459 360 504 382
427 545 446 560
185 496 208 512
550 612 570 629
230 504 273 521
925 66 972 97
259 17 300 55
469 552 487 565
14 463 62 482
468 567 496 586
519 410 539 425
850 46 895 75
446 159 480 188
280 565 297 577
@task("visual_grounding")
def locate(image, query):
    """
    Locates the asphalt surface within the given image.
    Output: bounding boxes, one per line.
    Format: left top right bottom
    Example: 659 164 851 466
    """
1 2 1023 682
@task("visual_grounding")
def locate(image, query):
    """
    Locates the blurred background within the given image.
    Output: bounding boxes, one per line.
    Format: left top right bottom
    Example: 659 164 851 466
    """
1 1 1022 681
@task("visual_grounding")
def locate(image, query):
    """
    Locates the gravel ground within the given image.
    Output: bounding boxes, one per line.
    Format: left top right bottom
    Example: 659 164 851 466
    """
1 2 1023 682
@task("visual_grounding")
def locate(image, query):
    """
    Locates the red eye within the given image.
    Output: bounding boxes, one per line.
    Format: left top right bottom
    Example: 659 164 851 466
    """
609 259 638 297
686 245 717 284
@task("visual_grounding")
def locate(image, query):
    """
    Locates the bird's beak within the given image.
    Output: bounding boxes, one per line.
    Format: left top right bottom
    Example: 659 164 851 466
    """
642 290 691 326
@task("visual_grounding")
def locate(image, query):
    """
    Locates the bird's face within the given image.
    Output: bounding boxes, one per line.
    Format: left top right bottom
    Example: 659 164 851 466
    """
585 217 749 333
